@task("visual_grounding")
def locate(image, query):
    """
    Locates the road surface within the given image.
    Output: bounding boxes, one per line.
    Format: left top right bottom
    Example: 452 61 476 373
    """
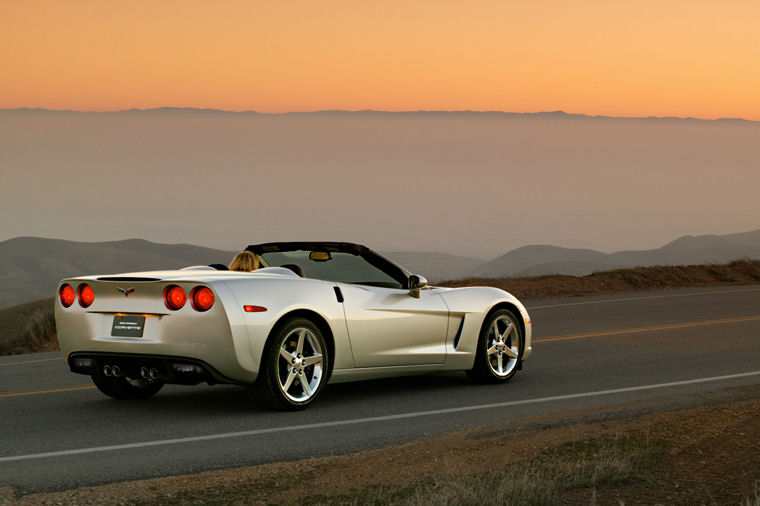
1 285 759 494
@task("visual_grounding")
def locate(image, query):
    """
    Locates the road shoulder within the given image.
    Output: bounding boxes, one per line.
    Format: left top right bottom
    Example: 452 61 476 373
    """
4 383 758 505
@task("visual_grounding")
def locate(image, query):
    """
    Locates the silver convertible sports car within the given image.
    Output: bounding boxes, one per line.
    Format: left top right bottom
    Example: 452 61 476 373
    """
55 242 532 410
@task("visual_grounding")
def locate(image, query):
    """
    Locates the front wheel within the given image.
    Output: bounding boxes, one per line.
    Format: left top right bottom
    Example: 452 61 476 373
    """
466 309 523 384
252 317 329 410
92 375 164 400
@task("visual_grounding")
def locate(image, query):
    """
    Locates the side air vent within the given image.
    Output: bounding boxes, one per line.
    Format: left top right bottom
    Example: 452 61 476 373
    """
97 276 162 282
453 316 466 350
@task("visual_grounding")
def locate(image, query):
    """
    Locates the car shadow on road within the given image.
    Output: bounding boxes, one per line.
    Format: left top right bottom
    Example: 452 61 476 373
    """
323 371 474 399
72 371 491 417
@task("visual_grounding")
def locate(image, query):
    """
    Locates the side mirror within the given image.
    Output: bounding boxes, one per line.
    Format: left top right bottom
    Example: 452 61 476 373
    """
408 274 428 298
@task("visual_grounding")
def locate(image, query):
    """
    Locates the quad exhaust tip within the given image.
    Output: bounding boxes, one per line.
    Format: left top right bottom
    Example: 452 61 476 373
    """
139 366 160 380
104 363 195 381
102 364 122 377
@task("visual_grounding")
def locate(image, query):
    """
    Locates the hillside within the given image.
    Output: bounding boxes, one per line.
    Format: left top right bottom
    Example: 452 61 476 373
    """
0 237 484 306
466 229 760 278
1 230 759 306
0 237 236 306
444 259 760 299
383 252 483 281
0 297 55 355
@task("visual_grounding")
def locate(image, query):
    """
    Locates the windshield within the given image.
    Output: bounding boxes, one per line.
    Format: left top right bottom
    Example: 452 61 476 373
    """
259 250 404 288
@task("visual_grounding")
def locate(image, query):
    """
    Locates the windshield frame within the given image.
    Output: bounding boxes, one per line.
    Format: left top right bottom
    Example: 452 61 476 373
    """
246 242 411 289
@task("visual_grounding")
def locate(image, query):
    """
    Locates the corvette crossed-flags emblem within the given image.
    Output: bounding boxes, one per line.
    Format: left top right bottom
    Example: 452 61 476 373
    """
117 287 135 297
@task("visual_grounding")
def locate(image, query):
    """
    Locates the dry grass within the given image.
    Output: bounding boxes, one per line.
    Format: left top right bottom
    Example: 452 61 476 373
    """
743 483 760 506
440 258 760 299
0 299 57 355
283 434 663 506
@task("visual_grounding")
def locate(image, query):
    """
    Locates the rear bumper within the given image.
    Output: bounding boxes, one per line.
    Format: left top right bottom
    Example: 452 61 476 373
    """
68 352 248 386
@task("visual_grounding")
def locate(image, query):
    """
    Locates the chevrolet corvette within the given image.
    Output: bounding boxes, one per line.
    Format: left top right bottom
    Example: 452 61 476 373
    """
55 242 532 410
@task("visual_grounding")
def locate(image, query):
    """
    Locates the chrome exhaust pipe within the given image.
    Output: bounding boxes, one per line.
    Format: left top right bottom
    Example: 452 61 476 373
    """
111 365 122 378
149 368 159 380
103 365 112 377
140 367 150 379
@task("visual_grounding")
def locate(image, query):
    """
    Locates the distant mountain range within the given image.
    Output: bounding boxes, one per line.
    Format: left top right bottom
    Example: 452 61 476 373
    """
3 107 757 123
468 229 760 278
1 230 759 306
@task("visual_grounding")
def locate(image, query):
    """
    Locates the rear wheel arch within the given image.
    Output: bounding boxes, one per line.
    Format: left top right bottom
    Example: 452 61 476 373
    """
265 309 336 381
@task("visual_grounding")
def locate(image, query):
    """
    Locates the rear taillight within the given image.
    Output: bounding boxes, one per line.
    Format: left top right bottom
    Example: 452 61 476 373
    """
78 284 95 308
191 286 215 312
164 285 187 310
59 284 76 307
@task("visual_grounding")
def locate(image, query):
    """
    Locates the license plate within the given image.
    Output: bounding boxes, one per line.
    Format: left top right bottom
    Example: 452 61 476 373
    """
111 315 145 337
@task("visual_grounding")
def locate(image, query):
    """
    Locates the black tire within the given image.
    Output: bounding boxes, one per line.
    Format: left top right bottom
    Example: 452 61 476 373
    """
252 317 330 411
92 375 164 400
466 308 523 384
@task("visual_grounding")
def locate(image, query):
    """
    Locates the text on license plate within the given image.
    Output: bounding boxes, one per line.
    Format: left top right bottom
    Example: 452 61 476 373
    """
111 315 145 337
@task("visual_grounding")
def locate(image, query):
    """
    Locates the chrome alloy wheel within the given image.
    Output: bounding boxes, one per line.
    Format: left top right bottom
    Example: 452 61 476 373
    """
486 315 519 377
277 327 324 403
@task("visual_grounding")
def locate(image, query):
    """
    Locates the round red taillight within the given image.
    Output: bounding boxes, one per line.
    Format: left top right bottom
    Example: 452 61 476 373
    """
78 284 95 308
164 285 187 310
59 284 76 308
191 286 215 312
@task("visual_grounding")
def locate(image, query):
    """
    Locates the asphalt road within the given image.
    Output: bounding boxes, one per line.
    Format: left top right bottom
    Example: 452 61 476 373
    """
2 285 759 494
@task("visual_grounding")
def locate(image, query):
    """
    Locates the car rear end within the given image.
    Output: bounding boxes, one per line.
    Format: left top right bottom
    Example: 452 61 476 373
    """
55 273 254 386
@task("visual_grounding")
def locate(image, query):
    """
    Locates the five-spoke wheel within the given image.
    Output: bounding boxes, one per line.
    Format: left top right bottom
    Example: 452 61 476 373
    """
253 317 329 410
277 327 325 403
467 308 523 383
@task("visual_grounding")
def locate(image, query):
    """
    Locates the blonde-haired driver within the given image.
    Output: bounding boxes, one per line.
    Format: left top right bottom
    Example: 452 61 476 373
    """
229 251 259 272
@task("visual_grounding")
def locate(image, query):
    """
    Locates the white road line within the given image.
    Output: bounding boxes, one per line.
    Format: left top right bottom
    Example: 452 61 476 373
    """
528 286 760 310
0 357 61 367
1 370 759 464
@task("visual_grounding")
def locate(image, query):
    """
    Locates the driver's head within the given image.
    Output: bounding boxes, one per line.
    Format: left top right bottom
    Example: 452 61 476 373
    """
229 251 259 272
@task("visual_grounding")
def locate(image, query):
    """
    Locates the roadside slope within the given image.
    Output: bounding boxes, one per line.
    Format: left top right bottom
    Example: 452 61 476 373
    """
441 258 760 299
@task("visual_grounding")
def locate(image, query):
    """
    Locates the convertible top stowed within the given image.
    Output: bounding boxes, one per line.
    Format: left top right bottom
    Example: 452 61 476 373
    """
55 240 532 410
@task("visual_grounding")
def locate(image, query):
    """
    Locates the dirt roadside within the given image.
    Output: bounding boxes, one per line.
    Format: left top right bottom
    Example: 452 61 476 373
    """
439 259 760 300
3 384 758 505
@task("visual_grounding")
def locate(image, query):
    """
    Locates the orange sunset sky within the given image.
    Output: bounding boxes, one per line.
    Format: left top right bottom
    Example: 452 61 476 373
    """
1 0 759 119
